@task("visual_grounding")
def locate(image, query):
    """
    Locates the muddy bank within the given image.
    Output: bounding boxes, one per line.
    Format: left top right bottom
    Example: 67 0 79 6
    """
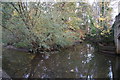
4 45 28 52
3 40 83 54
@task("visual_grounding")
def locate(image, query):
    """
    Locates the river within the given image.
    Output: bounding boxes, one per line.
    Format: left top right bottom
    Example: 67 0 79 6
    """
2 43 120 78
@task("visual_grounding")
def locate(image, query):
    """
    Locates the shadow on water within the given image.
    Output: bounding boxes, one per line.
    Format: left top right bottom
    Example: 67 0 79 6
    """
2 43 120 78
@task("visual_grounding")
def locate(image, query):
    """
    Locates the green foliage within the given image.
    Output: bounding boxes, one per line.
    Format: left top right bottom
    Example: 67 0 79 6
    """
2 2 86 53
2 2 114 53
86 2 114 44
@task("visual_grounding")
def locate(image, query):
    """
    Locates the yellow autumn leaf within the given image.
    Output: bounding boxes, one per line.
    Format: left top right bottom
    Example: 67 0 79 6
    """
96 25 100 28
69 26 75 30
107 29 110 33
101 32 104 35
94 24 103 29
99 17 106 21
72 17 81 21
13 11 18 16
65 30 70 33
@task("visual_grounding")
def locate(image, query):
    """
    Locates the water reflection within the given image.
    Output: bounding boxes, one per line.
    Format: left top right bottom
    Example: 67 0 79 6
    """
108 61 113 78
2 43 120 78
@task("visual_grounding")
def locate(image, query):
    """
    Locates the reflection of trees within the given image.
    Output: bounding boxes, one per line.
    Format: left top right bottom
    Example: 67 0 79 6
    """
92 51 120 78
113 57 120 78
3 43 120 78
21 43 120 78
27 54 45 78
2 48 34 78
22 53 51 78
26 43 95 78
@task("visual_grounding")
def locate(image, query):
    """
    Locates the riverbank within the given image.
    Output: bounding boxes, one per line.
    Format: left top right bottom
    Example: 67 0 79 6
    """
2 40 83 54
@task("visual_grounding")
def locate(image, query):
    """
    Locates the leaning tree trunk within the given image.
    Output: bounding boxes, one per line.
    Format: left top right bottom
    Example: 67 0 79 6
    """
114 13 120 54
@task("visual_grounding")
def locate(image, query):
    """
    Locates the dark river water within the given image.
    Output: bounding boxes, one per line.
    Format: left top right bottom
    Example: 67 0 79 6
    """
2 43 120 78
